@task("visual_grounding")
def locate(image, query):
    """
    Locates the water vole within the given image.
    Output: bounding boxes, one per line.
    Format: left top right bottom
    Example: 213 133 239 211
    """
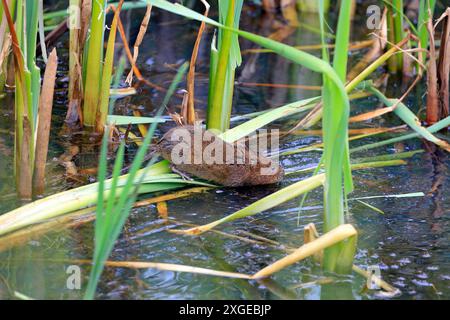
155 126 284 187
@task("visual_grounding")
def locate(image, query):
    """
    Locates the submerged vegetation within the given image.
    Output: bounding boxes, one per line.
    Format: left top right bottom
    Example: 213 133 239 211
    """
0 0 448 300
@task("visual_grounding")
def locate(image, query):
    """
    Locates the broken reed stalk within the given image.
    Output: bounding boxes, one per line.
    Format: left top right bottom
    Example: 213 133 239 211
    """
252 224 357 279
0 0 12 92
437 8 450 122
185 0 209 125
125 4 152 85
67 0 91 124
0 35 11 90
303 223 323 262
34 49 58 195
109 7 185 98
426 8 450 125
280 0 299 27
106 5 198 103
426 13 439 124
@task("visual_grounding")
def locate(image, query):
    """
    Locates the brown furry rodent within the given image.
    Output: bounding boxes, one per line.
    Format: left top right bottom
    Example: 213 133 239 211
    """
154 126 284 187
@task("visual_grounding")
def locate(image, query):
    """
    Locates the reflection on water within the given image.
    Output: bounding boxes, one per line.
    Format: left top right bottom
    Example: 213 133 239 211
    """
0 4 449 300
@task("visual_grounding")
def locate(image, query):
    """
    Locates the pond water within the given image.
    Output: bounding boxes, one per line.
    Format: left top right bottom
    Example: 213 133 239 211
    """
0 2 448 300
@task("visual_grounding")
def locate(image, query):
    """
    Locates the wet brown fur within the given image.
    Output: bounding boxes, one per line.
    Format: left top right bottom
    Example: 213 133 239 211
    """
155 126 284 187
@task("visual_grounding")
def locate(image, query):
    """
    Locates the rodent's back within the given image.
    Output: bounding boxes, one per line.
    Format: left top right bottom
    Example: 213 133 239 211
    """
156 126 284 186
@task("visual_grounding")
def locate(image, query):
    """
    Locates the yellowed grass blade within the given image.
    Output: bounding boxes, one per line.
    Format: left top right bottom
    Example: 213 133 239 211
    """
134 186 212 207
251 224 357 279
72 259 252 279
132 109 148 137
280 0 299 27
171 174 326 236
156 201 168 219
303 223 322 262
349 106 395 122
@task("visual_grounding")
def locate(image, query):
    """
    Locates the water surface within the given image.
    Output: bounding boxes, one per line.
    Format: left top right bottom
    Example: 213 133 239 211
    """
0 3 448 300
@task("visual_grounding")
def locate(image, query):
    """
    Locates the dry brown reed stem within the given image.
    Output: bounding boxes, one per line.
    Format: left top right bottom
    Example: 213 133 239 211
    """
66 0 92 124
437 8 450 121
110 4 162 91
0 0 9 49
125 4 152 85
426 15 440 124
0 0 12 71
0 35 11 72
180 90 190 124
110 6 189 101
80 0 92 45
280 0 299 27
34 49 58 195
186 0 209 125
